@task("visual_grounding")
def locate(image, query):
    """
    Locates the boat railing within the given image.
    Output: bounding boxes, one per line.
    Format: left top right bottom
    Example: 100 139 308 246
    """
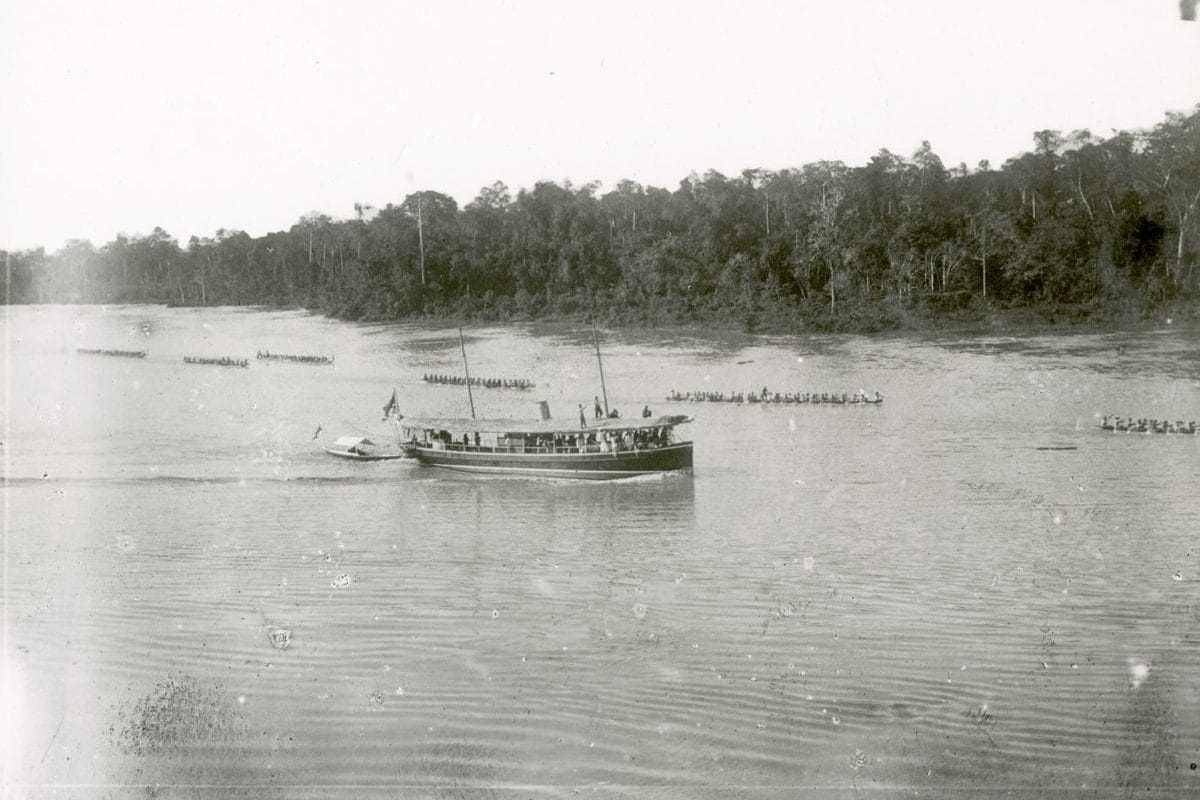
423 440 686 455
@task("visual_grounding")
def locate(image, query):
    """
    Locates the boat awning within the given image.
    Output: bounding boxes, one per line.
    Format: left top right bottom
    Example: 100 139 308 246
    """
397 415 692 435
333 436 374 448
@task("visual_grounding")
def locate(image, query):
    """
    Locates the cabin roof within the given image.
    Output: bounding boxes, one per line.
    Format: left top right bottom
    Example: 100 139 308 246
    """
398 414 692 435
333 435 374 448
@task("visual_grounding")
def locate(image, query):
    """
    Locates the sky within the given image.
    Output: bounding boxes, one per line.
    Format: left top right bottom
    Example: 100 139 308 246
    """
1 0 1197 251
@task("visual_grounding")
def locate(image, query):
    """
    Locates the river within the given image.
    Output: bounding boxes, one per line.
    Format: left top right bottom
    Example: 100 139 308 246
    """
3 304 1198 798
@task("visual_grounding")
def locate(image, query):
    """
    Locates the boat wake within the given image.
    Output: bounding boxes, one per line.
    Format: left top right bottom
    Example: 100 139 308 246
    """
3 473 413 488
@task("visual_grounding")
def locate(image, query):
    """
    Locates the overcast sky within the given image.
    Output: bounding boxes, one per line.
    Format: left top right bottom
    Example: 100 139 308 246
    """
1 0 1196 251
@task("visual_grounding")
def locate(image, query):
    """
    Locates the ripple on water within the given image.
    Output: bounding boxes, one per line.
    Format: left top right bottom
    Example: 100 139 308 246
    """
5 307 1200 796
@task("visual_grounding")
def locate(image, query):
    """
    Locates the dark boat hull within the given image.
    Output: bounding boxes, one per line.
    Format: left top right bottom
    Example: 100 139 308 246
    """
407 442 693 479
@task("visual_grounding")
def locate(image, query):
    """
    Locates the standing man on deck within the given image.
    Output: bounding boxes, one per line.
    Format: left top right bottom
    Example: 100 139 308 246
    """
579 404 587 428
594 396 603 419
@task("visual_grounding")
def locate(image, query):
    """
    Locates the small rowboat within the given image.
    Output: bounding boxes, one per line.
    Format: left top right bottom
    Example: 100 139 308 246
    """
323 436 406 461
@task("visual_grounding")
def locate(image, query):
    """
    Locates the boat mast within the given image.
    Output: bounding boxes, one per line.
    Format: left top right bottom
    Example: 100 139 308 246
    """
592 321 609 417
459 327 476 420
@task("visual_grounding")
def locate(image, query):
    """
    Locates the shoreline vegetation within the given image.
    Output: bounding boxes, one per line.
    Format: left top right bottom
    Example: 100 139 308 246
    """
4 107 1198 336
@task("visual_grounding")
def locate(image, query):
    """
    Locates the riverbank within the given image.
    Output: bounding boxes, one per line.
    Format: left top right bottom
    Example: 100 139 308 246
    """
320 292 1199 339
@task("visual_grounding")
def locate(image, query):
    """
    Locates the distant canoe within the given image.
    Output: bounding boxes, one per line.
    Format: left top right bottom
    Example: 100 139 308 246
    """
667 390 882 405
1100 416 1196 435
256 351 334 365
422 374 534 390
183 356 249 368
78 348 147 358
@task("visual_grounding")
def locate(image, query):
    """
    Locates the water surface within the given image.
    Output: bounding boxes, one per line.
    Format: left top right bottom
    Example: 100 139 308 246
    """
3 305 1199 798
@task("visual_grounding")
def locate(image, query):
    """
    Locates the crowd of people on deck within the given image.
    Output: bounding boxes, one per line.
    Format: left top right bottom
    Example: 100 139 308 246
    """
414 423 675 454
256 350 334 364
530 426 673 453
667 388 883 405
1100 416 1197 434
423 374 534 389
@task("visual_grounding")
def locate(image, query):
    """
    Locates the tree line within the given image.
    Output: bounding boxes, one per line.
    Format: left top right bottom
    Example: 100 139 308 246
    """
5 106 1198 331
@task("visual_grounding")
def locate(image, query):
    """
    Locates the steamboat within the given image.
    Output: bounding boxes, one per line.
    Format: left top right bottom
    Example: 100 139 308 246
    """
389 326 694 480
394 413 693 479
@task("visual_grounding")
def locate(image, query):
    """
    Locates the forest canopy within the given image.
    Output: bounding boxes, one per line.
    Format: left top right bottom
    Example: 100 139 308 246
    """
5 106 1198 331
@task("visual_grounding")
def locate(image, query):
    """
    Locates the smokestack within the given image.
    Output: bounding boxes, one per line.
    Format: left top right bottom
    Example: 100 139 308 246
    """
537 401 551 420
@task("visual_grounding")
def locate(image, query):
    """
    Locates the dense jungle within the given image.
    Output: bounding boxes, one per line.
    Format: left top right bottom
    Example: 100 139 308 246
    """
5 107 1198 332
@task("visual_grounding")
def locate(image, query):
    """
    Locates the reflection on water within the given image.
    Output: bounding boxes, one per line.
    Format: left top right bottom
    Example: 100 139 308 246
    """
3 305 1199 798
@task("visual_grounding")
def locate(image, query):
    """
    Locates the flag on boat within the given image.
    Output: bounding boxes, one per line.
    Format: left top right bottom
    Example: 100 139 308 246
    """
382 389 400 420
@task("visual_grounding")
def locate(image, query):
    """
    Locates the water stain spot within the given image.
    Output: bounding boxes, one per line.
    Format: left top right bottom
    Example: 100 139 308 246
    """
632 603 647 620
113 674 248 755
1128 660 1151 689
964 703 995 727
821 484 845 508
266 626 291 650
330 574 352 589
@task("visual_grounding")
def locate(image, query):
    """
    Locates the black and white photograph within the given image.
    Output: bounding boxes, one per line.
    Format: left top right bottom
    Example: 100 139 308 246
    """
2 1 1199 797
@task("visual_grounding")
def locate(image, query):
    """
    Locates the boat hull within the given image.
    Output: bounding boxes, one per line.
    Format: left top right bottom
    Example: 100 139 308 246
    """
407 442 693 479
323 447 407 461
